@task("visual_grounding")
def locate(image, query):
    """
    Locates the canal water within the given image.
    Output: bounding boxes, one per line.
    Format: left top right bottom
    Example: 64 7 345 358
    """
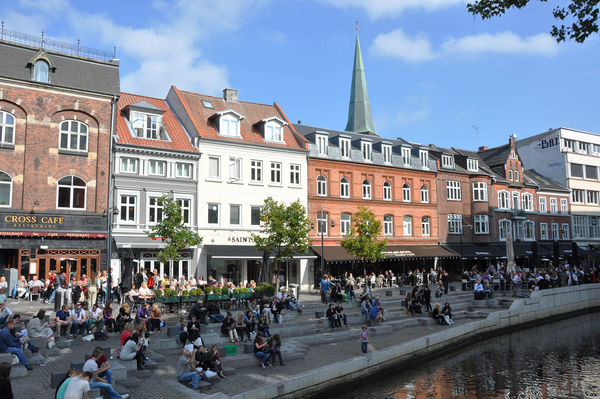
331 312 600 399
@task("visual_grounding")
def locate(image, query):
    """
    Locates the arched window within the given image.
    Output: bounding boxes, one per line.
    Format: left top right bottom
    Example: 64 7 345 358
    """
402 183 411 202
383 181 392 201
383 215 393 236
362 179 371 199
340 213 351 235
340 177 350 198
403 216 412 236
57 176 86 209
316 175 327 196
0 111 15 145
33 60 49 82
60 120 89 152
421 184 429 203
0 171 13 207
421 217 430 236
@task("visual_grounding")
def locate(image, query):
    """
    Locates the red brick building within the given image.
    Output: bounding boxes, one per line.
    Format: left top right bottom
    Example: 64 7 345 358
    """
0 33 119 281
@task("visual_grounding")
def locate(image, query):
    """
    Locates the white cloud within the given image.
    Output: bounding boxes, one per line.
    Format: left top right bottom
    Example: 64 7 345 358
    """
322 0 463 19
371 29 559 62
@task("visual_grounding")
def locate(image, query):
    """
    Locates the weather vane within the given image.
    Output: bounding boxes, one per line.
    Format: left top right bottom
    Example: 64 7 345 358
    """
355 20 359 31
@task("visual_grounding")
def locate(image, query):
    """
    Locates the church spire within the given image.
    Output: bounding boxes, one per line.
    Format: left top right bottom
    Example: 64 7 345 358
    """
345 27 376 135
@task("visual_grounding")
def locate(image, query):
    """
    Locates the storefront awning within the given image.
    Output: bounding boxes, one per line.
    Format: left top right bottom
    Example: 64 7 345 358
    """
114 235 166 249
443 243 506 259
206 245 316 260
312 245 457 262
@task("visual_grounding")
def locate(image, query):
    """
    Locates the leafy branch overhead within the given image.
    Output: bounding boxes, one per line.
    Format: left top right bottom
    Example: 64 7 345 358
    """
467 0 599 43
341 206 387 263
147 195 202 265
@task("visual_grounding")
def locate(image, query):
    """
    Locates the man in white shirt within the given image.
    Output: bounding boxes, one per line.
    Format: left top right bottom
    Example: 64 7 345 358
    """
0 302 13 326
83 352 129 399
72 302 87 336
63 372 92 399
87 304 103 334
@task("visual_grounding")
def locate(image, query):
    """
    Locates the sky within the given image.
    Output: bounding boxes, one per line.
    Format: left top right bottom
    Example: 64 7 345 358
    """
1 0 599 150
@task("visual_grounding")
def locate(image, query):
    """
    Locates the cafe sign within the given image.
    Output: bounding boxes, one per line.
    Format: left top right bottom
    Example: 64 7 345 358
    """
0 213 107 233
383 250 415 257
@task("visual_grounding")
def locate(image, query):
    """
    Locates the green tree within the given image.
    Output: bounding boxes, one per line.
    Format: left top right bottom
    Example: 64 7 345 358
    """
467 0 599 43
251 197 311 287
341 206 387 277
147 195 202 268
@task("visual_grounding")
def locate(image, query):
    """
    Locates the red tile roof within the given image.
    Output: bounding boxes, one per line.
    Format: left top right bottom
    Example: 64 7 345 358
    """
116 92 198 153
171 87 307 151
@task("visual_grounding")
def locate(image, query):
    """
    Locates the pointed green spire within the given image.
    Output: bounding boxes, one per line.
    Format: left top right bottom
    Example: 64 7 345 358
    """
345 30 376 135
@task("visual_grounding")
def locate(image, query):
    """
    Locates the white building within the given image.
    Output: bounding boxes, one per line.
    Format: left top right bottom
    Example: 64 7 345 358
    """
167 87 312 288
516 127 600 247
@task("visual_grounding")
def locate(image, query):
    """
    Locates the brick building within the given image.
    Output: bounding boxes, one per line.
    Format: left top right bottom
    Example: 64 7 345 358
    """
0 32 119 281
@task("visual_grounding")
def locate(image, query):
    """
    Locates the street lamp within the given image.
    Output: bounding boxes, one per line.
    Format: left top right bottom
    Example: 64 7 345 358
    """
311 214 335 279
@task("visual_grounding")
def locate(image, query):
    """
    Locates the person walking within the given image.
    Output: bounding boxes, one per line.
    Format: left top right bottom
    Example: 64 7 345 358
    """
87 274 98 309
360 324 369 355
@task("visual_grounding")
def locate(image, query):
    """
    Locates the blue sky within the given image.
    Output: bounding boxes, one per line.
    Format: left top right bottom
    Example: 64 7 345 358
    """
2 0 599 150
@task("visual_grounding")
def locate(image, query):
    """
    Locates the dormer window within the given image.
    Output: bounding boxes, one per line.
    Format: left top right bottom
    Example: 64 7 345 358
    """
382 144 392 164
317 135 328 156
33 60 49 83
401 147 411 166
467 159 478 171
220 115 240 137
130 112 165 140
265 123 283 142
362 141 372 161
441 155 454 169
340 137 351 158
419 150 428 168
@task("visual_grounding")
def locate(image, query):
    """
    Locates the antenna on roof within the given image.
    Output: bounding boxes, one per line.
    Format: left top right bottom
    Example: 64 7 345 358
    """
41 30 45 48
472 125 480 149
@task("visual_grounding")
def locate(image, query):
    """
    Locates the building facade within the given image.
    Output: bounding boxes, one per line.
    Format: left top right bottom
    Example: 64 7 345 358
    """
0 34 119 281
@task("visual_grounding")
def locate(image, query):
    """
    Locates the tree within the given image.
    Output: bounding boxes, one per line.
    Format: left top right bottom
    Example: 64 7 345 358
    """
467 0 599 43
251 197 312 287
341 206 387 278
147 195 202 269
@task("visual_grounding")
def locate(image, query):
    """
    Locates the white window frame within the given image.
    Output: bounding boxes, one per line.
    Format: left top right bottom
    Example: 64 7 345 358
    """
384 215 394 236
539 197 547 213
561 223 570 240
250 160 263 183
551 223 559 240
316 135 328 156
0 111 15 145
219 115 240 137
59 120 88 152
560 198 568 213
446 181 461 201
472 182 487 202
340 177 350 198
0 171 12 208
419 150 428 168
550 197 558 212
421 185 429 203
270 162 282 184
383 181 392 201
521 193 533 211
382 144 392 164
148 159 166 176
441 155 454 169
229 157 242 182
362 179 371 199
317 174 327 196
131 111 161 140
515 170 519 182
229 204 241 226
498 190 510 209
403 216 412 236
587 190 599 205
207 203 220 225
448 214 462 234
361 141 372 161
401 147 411 165
421 217 430 237
251 206 262 226
120 157 138 174
290 164 301 186
540 223 548 240
147 195 164 225
402 183 411 202
207 156 221 180
176 196 193 226
56 176 86 210
33 60 49 82
499 219 511 241
512 191 520 211
467 159 478 171
524 220 535 241
474 214 489 234
265 122 283 142
118 191 138 225
317 211 328 235
341 213 351 235
340 138 351 159
176 162 192 178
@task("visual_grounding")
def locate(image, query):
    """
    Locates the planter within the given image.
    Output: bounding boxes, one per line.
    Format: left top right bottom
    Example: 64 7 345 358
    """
208 294 218 301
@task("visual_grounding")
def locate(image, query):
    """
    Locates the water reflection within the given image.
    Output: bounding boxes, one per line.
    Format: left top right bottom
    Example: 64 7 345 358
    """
331 313 600 399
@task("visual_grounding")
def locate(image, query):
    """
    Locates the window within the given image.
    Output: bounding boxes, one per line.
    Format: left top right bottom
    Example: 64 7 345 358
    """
317 175 327 196
561 223 570 240
540 223 548 239
33 60 49 82
362 179 371 199
59 120 88 152
421 217 430 236
120 157 138 174
361 141 372 161
340 213 351 235
0 172 12 207
229 157 242 182
551 223 559 240
594 144 600 155
472 182 487 201
441 155 454 169
587 191 599 204
148 160 166 176
539 197 547 213
563 139 575 151
317 211 328 235
219 115 240 137
550 198 558 213
383 181 392 201
340 178 350 198
383 145 392 164
131 112 161 140
317 135 328 155
265 123 283 142
578 141 590 153
509 170 513 181
57 176 86 209
524 221 535 240
514 221 524 240
384 215 394 236
498 190 510 209
421 185 429 203
446 181 461 201
208 156 220 179
586 165 598 180
572 190 585 204
207 203 219 224
420 150 428 168
512 192 520 210
573 216 586 239
250 160 262 183
515 170 519 182
474 215 489 234
148 196 164 223
522 193 533 211
119 194 136 223
499 219 511 240
251 206 262 226
560 198 568 213
290 164 300 185
570 163 584 178
229 204 241 225
0 111 15 144
448 214 462 234
402 183 411 202
401 147 411 165
177 198 191 225
176 163 192 178
202 100 214 109
270 162 282 184
340 138 350 158
403 216 412 236
467 159 478 171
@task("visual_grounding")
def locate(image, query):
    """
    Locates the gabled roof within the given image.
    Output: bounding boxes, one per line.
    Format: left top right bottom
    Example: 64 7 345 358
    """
524 169 570 193
169 87 306 151
116 92 198 153
478 144 510 168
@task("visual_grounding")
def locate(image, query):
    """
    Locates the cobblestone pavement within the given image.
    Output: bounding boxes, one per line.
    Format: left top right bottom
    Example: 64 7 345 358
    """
6 285 483 399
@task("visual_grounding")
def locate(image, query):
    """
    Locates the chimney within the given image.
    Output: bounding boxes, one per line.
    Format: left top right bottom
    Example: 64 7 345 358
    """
223 88 238 102
479 146 488 151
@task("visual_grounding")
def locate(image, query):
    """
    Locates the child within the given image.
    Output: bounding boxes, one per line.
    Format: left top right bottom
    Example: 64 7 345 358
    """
360 324 369 355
